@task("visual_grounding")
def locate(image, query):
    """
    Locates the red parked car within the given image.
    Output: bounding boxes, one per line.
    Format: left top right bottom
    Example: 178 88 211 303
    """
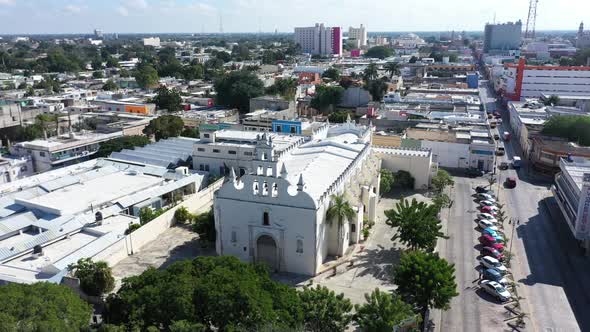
481 246 505 261
480 206 498 215
479 235 505 251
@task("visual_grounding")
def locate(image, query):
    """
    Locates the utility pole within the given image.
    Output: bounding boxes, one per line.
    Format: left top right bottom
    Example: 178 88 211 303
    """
508 218 520 256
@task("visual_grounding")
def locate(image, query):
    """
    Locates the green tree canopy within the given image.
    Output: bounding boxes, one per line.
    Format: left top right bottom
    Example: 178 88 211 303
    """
310 85 344 113
266 78 298 100
380 169 395 195
322 68 341 81
102 79 118 91
431 169 454 193
363 63 379 82
104 256 304 331
0 282 92 331
354 288 416 332
214 70 265 113
68 257 115 296
143 115 185 141
541 115 590 146
393 251 458 320
299 285 353 332
134 63 160 89
152 85 183 112
365 78 388 102
328 111 351 123
96 135 150 158
326 194 356 252
365 46 394 59
385 198 447 251
384 62 400 79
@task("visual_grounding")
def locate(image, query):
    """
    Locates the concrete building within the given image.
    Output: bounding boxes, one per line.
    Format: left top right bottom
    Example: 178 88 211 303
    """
294 23 342 57
393 33 426 49
0 155 33 184
529 136 590 174
214 120 380 275
0 102 23 129
405 123 496 172
10 132 123 173
250 96 295 113
143 37 161 47
552 157 590 253
483 21 522 53
373 146 436 190
576 22 590 49
0 158 205 284
348 25 367 47
499 58 590 100
92 99 156 115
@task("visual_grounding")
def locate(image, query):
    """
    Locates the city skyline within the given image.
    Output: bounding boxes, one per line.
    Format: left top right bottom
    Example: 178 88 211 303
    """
0 0 587 34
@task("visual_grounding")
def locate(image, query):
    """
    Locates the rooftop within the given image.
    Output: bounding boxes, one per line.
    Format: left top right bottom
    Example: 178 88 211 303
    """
14 131 122 152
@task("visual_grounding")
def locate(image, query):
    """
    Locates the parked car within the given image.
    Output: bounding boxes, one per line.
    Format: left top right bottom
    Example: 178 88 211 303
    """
506 177 517 189
482 228 504 241
475 193 496 201
478 219 497 230
480 256 508 274
478 213 496 220
480 280 512 302
512 156 522 169
481 246 504 261
479 235 504 250
482 268 509 286
479 200 497 207
475 186 490 193
481 205 499 214
499 162 509 170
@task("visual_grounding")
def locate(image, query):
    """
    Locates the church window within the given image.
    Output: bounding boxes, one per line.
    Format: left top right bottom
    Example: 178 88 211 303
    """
263 212 270 226
296 239 303 253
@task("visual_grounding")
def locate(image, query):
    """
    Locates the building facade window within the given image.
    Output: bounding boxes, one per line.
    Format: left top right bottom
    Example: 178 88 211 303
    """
296 239 303 253
231 231 237 243
197 148 205 152
213 149 220 153
244 151 253 156
263 212 270 225
228 150 237 155
351 224 356 233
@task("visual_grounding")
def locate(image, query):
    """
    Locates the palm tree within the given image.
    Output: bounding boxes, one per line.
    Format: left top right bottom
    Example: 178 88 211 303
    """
384 62 400 79
363 63 378 82
326 194 356 255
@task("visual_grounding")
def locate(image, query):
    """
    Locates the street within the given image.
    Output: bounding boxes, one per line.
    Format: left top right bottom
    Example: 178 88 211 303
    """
438 78 590 332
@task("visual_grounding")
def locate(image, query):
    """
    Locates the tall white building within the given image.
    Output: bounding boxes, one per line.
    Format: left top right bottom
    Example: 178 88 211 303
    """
143 37 161 47
348 24 367 47
214 120 380 276
294 23 342 57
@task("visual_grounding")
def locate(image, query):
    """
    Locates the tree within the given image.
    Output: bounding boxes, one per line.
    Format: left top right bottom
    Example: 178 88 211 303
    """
328 111 350 123
384 62 400 79
541 115 590 146
25 85 35 97
322 68 341 81
574 48 590 66
104 256 304 331
152 85 183 112
134 63 160 89
266 78 298 100
393 170 415 189
93 71 104 79
310 85 344 113
68 258 115 296
35 113 57 139
385 198 447 251
174 206 193 224
543 95 560 106
96 135 150 158
181 126 200 138
91 58 103 70
380 169 395 195
393 251 458 322
432 193 452 213
0 283 92 331
354 288 416 332
143 115 185 141
299 285 353 332
365 46 394 59
365 78 388 102
103 79 118 91
214 70 265 113
363 63 378 82
183 64 204 80
409 56 418 63
106 57 120 68
431 169 454 193
192 208 216 243
326 194 356 255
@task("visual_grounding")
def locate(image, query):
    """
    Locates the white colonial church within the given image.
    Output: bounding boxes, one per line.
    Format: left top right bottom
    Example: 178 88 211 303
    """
214 119 381 276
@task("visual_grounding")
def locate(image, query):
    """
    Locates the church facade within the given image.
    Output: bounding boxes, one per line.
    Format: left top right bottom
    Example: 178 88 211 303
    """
213 120 380 276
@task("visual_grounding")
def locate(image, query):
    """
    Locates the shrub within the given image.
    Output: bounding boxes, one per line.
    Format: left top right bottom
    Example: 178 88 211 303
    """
68 258 115 296
174 207 193 224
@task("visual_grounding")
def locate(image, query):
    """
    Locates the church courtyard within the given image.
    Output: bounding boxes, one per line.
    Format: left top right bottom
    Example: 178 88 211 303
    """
311 191 433 304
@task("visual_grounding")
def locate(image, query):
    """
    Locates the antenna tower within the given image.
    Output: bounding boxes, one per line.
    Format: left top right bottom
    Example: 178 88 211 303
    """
525 0 538 39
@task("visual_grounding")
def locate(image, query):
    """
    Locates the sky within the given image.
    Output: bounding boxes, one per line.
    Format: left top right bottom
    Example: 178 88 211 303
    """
0 0 586 34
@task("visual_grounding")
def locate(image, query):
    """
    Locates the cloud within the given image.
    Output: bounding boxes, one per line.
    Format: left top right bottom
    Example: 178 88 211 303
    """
188 2 217 16
125 0 148 9
0 0 15 6
116 6 129 16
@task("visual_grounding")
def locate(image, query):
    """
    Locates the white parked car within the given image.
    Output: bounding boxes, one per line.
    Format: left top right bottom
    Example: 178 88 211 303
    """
480 280 512 302
480 256 507 275
478 219 498 230
478 213 496 220
479 200 497 207
476 193 496 201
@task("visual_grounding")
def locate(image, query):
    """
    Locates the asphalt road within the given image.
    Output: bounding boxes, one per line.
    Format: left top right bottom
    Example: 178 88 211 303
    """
438 78 590 331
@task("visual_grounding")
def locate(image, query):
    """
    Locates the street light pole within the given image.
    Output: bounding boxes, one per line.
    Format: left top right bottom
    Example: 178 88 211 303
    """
508 218 520 257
